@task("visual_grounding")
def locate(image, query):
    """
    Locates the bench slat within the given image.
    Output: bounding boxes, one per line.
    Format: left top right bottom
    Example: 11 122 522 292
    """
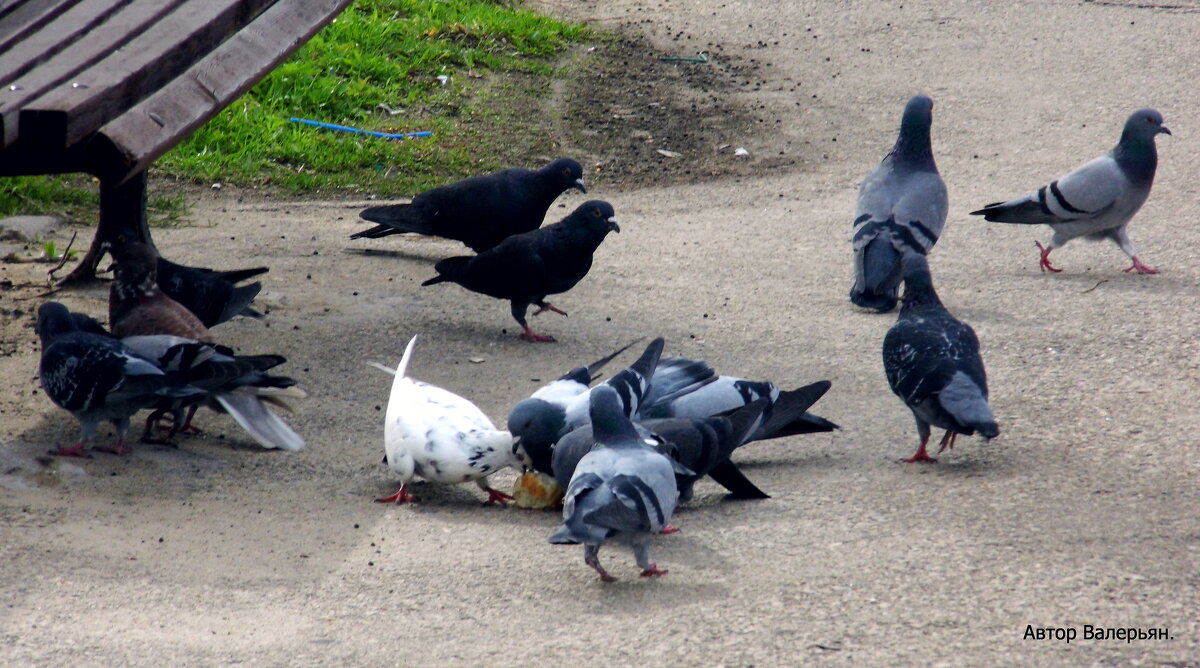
92 0 354 181
0 0 114 89
18 0 277 149
0 0 188 147
0 0 81 55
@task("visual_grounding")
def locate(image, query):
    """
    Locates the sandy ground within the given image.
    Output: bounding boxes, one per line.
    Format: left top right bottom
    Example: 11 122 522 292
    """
3 0 1200 665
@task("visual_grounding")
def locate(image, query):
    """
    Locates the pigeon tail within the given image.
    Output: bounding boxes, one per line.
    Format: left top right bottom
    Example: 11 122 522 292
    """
707 460 771 500
216 282 264 324
852 235 903 311
969 198 1052 225
214 391 305 451
602 338 664 416
754 381 833 441
421 256 471 287
211 266 269 284
354 204 435 239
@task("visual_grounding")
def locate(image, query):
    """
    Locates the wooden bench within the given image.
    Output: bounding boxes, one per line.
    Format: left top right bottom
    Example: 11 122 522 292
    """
0 0 353 283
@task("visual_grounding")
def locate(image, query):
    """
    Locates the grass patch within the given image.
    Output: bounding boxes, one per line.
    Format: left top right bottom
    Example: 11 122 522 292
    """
0 0 587 221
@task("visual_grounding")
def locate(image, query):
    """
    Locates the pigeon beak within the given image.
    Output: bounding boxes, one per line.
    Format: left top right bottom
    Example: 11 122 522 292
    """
607 216 620 233
1159 125 1172 136
573 178 587 193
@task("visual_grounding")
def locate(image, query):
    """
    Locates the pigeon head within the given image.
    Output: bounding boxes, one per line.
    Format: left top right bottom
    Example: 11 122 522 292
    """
889 95 935 167
543 158 587 194
1122 108 1171 142
36 302 78 345
1114 109 1168 186
507 397 567 474
566 200 620 235
589 385 641 445
111 242 161 300
897 252 942 311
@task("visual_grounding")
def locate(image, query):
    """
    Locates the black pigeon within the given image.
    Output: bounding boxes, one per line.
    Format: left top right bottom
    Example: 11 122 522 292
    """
882 254 999 463
155 257 267 327
421 200 620 342
105 241 266 328
352 158 587 252
36 302 205 458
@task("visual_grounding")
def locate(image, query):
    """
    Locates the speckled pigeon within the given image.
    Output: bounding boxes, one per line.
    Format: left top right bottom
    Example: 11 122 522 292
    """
851 95 947 312
883 253 998 463
36 302 205 458
421 200 619 342
549 386 681 582
971 108 1170 274
352 158 586 252
375 335 530 505
110 242 305 450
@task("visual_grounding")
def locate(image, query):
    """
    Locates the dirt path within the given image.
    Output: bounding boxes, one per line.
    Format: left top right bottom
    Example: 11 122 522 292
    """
2 1 1199 665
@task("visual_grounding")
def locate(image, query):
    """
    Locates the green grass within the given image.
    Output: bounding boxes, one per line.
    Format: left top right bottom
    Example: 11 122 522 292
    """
0 0 587 222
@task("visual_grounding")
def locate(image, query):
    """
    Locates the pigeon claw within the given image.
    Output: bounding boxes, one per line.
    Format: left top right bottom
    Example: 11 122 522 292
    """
640 564 669 578
49 443 92 459
660 524 680 535
532 301 568 318
375 484 418 504
1124 256 1159 275
519 326 556 343
481 486 515 506
1035 241 1062 273
94 441 132 456
936 430 958 454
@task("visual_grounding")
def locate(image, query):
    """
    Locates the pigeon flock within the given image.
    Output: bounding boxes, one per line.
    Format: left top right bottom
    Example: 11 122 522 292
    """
31 101 1168 582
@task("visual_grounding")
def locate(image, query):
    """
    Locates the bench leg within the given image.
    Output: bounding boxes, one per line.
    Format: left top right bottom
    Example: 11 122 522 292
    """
58 171 157 285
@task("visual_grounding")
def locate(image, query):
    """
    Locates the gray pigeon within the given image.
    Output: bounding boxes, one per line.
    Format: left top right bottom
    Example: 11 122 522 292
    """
508 338 675 471
36 302 206 458
851 95 947 312
553 380 833 502
352 158 586 252
970 108 1170 274
548 386 680 582
883 254 998 463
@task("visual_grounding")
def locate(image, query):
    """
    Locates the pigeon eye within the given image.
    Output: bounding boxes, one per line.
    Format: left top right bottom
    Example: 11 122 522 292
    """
591 209 601 217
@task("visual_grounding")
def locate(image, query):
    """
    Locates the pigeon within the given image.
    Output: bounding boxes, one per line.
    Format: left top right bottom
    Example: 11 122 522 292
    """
509 338 667 473
421 200 620 342
639 375 841 439
109 242 306 450
851 95 947 312
970 108 1170 274
352 158 587 252
548 385 681 582
120 335 305 450
376 335 530 505
36 302 206 457
882 253 999 463
553 380 833 501
155 256 266 327
110 242 214 343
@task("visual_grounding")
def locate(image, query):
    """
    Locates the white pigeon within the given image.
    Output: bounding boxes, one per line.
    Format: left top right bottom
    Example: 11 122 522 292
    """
375 335 529 505
971 108 1170 274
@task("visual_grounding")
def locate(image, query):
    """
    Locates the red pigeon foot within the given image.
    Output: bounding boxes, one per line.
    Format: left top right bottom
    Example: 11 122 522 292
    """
1124 256 1159 274
1035 241 1062 273
519 326 556 343
49 443 91 459
640 564 669 578
375 484 418 504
